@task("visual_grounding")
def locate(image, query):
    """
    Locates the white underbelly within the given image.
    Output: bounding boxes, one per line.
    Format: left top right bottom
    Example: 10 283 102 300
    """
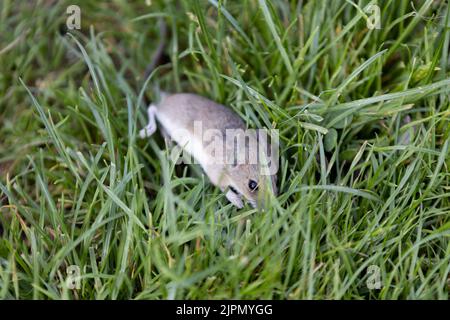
156 112 215 170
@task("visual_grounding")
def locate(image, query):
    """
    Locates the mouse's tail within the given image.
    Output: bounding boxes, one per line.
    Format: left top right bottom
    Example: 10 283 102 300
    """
143 17 168 82
142 17 169 107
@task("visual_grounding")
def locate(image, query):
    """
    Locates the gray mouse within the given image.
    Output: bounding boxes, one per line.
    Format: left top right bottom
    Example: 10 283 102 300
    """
139 19 278 208
139 93 278 208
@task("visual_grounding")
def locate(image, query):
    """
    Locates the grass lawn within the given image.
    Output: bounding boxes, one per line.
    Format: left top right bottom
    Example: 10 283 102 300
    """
0 0 449 299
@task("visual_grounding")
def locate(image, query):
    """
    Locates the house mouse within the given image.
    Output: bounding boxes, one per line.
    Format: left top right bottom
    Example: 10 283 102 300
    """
139 20 278 209
139 93 278 209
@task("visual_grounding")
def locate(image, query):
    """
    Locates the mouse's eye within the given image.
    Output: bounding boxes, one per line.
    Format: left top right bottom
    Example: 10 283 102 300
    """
248 180 258 191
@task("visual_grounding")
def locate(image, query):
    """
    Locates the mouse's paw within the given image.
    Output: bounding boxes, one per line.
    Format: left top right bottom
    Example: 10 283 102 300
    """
225 189 243 209
139 104 158 139
139 123 157 139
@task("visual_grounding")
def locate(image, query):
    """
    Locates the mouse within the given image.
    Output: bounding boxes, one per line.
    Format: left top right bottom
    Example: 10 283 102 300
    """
139 93 279 209
138 19 278 209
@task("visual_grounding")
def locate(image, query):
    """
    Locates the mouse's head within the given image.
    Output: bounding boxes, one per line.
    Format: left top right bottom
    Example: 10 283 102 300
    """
226 163 278 208
222 127 279 208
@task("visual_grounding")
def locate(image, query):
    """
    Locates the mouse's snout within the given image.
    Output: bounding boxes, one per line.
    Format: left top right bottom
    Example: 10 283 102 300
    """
227 170 277 209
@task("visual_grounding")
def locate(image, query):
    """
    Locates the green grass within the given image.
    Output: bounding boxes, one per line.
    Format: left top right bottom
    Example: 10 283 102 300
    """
0 0 449 299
